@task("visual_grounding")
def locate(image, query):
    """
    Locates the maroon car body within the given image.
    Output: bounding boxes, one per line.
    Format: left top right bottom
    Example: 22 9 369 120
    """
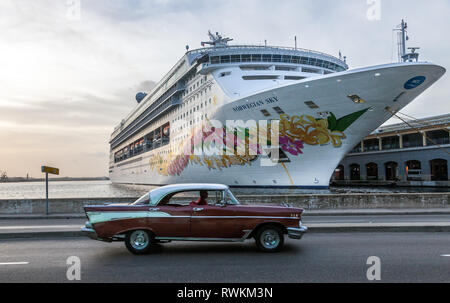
82 184 307 254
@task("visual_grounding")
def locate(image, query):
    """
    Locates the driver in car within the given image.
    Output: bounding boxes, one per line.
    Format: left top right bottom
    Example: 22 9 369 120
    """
190 190 208 206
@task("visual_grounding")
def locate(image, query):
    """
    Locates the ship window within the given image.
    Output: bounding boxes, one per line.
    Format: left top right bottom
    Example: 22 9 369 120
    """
300 57 309 64
230 55 241 63
291 56 300 63
305 101 319 109
240 65 271 71
251 54 262 62
242 75 279 80
276 66 297 71
210 56 220 64
302 67 320 74
285 76 306 80
260 109 271 117
219 71 231 77
282 55 291 63
241 54 251 62
262 54 272 62
273 107 285 114
348 94 366 104
220 55 230 63
272 54 281 62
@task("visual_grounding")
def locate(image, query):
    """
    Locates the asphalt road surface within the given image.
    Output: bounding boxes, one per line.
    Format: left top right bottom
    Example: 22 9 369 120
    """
1 233 449 283
1 214 449 233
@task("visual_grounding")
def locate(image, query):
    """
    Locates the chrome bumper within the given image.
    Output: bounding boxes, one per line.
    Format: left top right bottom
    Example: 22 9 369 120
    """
287 226 308 240
81 221 98 240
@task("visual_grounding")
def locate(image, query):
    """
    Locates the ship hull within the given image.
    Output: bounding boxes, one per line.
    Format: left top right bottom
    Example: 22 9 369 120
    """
110 62 445 188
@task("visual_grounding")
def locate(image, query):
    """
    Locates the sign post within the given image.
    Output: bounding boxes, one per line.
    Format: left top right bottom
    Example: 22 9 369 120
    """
41 166 60 215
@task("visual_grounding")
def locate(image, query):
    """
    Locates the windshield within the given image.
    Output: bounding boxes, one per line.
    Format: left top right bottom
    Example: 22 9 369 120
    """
131 193 150 205
224 189 239 205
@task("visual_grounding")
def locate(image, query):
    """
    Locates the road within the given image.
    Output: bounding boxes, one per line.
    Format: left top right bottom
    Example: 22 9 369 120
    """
1 213 449 233
1 233 449 283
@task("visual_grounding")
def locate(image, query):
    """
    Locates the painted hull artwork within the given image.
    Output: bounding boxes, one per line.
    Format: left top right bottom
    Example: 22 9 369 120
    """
149 108 370 177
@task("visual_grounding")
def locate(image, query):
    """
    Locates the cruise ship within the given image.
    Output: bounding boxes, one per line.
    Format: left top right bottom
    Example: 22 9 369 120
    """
109 23 445 189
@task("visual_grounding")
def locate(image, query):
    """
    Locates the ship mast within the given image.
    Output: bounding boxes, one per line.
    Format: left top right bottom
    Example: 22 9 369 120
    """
394 19 420 62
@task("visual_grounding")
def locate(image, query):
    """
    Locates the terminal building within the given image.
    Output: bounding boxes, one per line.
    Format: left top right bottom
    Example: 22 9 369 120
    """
333 114 450 187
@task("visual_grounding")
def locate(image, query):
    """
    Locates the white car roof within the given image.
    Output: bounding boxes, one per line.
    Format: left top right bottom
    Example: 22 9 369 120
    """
149 183 229 205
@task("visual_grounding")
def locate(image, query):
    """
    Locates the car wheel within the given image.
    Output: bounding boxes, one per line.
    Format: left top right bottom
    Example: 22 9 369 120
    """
125 230 154 255
255 225 284 253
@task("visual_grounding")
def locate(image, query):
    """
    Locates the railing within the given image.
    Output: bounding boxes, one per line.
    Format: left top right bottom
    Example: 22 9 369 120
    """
187 44 346 64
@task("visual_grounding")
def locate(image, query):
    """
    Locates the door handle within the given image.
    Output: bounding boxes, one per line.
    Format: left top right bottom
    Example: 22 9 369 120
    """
149 208 160 211
193 207 204 212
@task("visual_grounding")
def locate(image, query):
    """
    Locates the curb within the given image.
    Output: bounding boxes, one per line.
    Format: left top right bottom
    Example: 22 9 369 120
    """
1 225 449 239
304 211 450 216
0 231 83 239
0 215 86 220
1 210 450 220
308 225 450 233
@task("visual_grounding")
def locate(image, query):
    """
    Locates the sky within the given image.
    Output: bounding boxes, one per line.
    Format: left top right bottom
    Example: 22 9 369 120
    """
0 0 449 178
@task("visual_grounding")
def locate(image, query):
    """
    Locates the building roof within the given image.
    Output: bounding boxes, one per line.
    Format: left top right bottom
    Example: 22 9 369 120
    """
373 114 450 135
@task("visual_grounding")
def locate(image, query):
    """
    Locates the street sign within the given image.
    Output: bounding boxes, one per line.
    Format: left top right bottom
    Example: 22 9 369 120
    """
41 166 60 215
41 166 59 175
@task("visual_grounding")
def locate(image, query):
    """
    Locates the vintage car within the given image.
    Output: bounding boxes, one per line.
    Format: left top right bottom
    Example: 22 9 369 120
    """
81 184 307 254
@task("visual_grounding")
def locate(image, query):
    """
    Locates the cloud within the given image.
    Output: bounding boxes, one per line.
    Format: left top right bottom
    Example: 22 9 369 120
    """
0 0 449 177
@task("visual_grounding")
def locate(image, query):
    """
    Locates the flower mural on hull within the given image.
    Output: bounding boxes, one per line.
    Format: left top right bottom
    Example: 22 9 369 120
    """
149 108 370 176
280 136 304 156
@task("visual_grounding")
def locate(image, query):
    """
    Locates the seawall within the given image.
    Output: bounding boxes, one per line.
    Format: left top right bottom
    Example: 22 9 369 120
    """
0 193 449 214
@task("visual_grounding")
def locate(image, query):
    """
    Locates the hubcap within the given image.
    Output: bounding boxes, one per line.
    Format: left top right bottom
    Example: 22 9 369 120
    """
130 230 149 250
260 229 280 249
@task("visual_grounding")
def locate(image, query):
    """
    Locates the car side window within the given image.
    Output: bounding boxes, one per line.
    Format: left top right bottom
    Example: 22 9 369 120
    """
161 191 196 206
154 190 238 207
201 190 229 206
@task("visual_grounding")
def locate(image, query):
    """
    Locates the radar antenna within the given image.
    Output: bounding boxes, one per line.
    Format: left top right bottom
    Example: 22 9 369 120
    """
201 30 233 47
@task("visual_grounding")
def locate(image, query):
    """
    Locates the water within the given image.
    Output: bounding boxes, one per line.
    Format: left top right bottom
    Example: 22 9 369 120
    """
0 180 152 200
0 180 448 200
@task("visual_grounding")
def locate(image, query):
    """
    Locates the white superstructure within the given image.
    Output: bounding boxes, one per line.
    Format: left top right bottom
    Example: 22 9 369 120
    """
109 28 445 188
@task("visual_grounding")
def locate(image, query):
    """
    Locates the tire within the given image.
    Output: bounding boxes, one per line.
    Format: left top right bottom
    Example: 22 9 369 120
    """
255 225 284 253
125 230 154 255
